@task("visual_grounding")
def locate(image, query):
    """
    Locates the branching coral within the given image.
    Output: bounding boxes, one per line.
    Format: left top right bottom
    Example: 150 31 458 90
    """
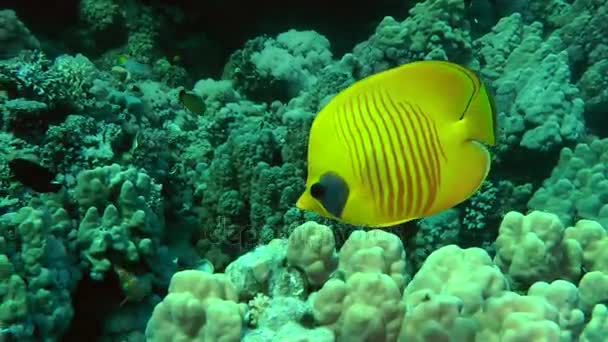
0 198 80 341
73 164 171 291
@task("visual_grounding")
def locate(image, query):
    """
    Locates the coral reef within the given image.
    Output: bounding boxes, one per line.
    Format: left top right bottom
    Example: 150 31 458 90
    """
145 216 608 341
0 0 607 340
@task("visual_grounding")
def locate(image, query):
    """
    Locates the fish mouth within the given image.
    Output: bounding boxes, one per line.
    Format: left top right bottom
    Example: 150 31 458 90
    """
295 193 307 209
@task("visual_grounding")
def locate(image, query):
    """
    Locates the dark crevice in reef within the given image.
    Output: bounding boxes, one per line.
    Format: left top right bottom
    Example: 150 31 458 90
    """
494 145 563 187
2 0 80 34
62 270 124 342
2 0 82 58
583 106 608 139
4 0 413 79
8 104 72 145
148 0 412 61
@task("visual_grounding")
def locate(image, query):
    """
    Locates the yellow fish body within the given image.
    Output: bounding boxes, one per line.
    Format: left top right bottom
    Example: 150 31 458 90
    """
296 60 497 227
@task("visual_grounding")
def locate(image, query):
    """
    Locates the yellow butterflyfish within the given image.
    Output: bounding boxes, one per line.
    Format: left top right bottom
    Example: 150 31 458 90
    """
296 60 497 227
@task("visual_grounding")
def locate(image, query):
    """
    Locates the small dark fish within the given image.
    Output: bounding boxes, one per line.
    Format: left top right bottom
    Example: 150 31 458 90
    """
178 89 206 115
8 158 62 193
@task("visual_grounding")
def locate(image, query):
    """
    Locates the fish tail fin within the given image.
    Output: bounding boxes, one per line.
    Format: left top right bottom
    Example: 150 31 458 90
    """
462 80 497 146
429 62 496 202
429 60 497 146
457 74 496 183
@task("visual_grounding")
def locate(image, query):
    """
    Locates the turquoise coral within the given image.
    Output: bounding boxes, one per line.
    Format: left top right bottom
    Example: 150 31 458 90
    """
74 164 169 283
475 13 585 152
0 200 79 341
529 138 608 227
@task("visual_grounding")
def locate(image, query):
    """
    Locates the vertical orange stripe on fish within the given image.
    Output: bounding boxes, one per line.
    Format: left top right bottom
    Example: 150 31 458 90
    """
406 103 435 214
367 89 400 219
361 91 393 217
358 92 384 212
384 93 418 218
369 90 396 218
430 118 447 162
351 95 379 199
341 103 368 186
419 104 444 212
378 88 409 219
399 102 430 215
407 102 439 215
383 90 409 219
334 105 360 183
416 105 442 214
386 95 423 217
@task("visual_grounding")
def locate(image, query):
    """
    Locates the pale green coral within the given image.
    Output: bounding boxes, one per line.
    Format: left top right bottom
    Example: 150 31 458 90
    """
529 138 608 226
0 256 28 329
74 164 167 282
0 200 79 341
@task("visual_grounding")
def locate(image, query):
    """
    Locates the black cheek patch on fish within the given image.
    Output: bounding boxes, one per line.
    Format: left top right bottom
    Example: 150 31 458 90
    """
310 183 325 199
312 172 349 218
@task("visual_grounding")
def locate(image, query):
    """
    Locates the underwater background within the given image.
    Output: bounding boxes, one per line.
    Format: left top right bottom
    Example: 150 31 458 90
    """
0 0 607 341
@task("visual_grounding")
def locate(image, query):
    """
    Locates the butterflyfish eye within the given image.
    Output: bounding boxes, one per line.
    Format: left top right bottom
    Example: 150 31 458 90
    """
310 183 325 199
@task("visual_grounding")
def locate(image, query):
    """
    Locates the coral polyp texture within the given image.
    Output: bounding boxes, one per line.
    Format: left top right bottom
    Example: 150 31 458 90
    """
0 0 607 340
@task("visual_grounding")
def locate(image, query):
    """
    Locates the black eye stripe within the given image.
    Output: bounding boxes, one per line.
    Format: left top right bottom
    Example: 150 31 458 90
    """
314 171 349 218
310 183 325 199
